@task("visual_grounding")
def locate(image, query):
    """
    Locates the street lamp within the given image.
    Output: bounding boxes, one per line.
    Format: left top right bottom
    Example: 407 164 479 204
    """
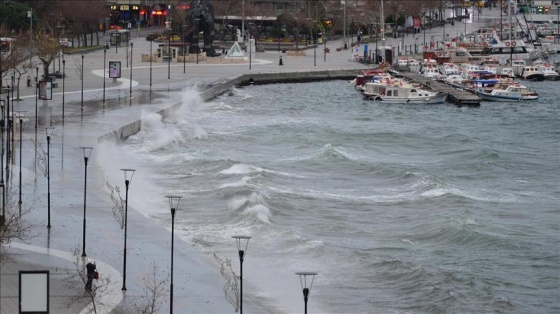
80 146 93 257
149 33 154 101
0 183 4 226
248 24 252 70
167 4 172 80
16 111 26 215
120 168 135 291
232 235 251 314
62 59 65 124
195 18 201 64
295 271 318 314
81 55 84 119
129 42 133 106
103 46 106 109
46 127 54 228
166 195 182 314
35 67 38 130
182 25 187 74
0 99 4 189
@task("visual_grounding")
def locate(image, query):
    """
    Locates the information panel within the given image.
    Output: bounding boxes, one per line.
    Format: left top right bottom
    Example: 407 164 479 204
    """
109 61 121 78
19 270 49 313
38 80 52 100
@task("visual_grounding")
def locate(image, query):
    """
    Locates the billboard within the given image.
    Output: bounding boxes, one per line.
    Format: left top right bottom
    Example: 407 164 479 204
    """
38 80 52 100
109 61 121 78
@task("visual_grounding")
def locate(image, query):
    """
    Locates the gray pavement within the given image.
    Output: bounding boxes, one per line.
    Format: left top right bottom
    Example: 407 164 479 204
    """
0 7 501 314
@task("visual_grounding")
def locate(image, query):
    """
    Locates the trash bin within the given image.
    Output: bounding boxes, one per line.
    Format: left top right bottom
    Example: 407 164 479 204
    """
27 76 31 87
105 41 110 49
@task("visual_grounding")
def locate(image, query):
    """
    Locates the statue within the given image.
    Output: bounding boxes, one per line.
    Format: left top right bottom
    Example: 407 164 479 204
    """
186 0 218 56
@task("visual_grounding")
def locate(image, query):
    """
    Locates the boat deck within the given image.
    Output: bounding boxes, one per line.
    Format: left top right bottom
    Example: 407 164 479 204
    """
401 73 481 106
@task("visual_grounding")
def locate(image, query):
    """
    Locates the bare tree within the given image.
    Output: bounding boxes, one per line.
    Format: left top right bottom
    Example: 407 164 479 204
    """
33 12 65 80
111 263 168 314
0 195 34 259
55 0 108 47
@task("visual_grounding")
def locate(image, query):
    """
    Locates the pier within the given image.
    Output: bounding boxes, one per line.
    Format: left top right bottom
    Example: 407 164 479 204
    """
401 72 481 106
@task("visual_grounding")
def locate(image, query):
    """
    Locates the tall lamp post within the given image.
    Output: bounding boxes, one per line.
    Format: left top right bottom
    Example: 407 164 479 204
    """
149 33 154 101
35 67 38 130
167 4 172 80
0 99 4 170
182 25 187 74
129 42 133 106
103 47 106 109
232 235 251 314
81 55 84 119
62 59 65 124
248 25 252 70
121 168 135 291
295 271 318 314
195 18 201 64
0 183 4 226
80 146 93 257
16 111 26 215
166 195 182 314
46 127 54 228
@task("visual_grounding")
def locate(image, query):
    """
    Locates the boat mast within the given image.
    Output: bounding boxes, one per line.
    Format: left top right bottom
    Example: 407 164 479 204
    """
380 0 385 62
509 0 513 64
381 0 385 42
500 0 503 40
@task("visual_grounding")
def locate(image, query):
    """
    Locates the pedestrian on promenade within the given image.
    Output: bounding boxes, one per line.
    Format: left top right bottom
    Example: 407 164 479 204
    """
85 259 97 291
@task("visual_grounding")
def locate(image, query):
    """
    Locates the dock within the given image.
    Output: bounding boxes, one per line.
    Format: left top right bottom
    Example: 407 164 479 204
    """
401 72 481 106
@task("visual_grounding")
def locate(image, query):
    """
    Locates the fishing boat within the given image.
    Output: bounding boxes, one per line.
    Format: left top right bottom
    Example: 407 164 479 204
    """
485 35 531 64
520 65 545 81
420 65 441 79
532 60 560 81
396 57 421 72
362 82 448 104
499 67 516 78
439 62 460 76
475 82 539 101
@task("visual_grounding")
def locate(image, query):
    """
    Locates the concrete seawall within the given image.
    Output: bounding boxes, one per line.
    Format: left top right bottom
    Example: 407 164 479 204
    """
102 69 361 142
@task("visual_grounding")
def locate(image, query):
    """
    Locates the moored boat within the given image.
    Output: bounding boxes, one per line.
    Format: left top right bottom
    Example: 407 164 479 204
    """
475 82 539 101
363 82 447 104
520 66 545 81
532 60 560 81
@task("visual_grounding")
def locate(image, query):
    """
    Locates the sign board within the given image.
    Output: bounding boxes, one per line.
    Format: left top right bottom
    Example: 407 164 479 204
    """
19 270 49 313
38 80 52 100
108 61 121 78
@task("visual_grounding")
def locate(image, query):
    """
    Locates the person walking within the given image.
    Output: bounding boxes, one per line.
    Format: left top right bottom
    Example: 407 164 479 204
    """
85 259 97 291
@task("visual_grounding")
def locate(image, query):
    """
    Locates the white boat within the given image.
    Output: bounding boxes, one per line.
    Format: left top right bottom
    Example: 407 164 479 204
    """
487 35 531 64
363 82 447 104
420 65 441 79
499 67 516 78
460 63 480 80
407 59 421 73
532 60 560 81
443 74 466 89
521 65 545 81
397 58 409 71
510 59 527 77
475 82 539 102
439 62 460 76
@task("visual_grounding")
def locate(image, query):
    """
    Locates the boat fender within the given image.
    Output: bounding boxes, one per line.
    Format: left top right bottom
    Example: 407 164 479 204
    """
505 41 510 47
511 41 516 47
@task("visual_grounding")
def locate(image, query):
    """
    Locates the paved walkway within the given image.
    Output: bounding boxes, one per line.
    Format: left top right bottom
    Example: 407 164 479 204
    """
0 7 501 314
